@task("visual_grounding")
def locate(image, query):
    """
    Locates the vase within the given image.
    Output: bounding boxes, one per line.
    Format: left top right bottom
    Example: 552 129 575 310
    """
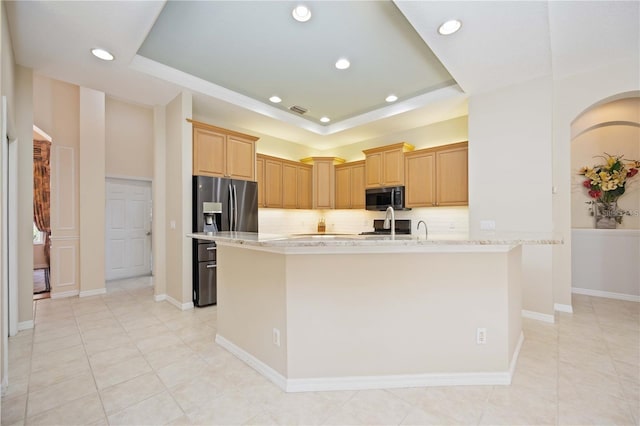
594 200 619 229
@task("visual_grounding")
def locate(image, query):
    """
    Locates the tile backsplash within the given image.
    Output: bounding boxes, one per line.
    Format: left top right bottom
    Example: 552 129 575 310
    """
258 207 469 236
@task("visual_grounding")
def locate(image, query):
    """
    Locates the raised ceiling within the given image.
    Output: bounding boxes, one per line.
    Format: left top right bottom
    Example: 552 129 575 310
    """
137 1 456 126
5 1 639 150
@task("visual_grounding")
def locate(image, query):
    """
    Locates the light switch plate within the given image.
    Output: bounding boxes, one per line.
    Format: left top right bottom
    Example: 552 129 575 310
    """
480 220 495 231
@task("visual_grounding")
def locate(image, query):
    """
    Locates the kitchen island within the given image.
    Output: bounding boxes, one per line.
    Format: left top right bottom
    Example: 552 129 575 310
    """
188 231 559 392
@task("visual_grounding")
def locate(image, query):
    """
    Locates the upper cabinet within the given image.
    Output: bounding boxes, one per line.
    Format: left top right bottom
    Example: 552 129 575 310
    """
404 142 468 207
363 143 414 188
190 119 258 181
257 154 312 209
335 161 365 209
435 143 468 206
301 157 345 209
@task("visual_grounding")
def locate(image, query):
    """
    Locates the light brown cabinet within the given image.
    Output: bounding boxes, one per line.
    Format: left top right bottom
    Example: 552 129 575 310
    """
301 157 345 209
363 143 414 188
190 119 258 181
256 156 265 207
257 154 312 209
335 161 365 209
264 158 283 208
436 143 468 206
404 142 468 207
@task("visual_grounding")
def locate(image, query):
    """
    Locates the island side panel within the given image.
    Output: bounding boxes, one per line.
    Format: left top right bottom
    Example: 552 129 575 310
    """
285 251 513 379
217 245 288 376
507 245 523 361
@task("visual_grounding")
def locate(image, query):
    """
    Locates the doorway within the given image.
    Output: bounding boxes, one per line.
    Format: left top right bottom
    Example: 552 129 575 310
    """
105 178 152 280
33 128 52 300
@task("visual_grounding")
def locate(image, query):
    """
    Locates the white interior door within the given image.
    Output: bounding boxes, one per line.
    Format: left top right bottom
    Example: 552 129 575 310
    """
105 178 152 280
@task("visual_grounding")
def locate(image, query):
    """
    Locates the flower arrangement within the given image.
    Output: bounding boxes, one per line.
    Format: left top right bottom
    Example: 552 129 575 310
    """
579 154 639 226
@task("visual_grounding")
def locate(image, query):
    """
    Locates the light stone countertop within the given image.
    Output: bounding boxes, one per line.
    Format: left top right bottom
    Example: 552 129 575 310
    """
187 231 562 254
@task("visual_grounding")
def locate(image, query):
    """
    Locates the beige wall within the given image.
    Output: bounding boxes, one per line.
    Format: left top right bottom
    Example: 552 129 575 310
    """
16 66 33 325
570 97 640 229
468 76 554 317
552 58 640 307
331 116 468 162
152 105 167 298
164 91 192 306
79 88 106 295
1 0 11 392
33 75 81 299
106 97 154 179
253 132 314 162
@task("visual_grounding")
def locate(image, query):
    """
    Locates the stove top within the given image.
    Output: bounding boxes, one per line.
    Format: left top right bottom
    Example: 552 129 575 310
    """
360 219 412 235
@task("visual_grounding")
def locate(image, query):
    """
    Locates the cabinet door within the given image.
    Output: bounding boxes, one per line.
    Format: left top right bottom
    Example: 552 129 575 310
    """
226 135 255 180
297 166 312 209
314 160 334 209
193 128 225 177
350 163 366 209
365 152 382 188
264 160 283 208
382 148 404 186
256 157 265 207
335 166 351 209
282 163 298 209
436 146 468 206
405 152 436 207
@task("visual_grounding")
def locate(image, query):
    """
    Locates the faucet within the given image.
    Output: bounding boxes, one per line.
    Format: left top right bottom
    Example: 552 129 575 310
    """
417 220 428 240
383 206 395 237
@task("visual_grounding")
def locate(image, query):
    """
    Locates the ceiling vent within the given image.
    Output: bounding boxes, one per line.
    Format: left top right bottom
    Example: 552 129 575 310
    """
289 105 308 115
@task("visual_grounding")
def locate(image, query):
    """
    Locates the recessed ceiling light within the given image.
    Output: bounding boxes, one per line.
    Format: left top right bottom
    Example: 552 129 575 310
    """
320 117 331 123
438 19 462 35
292 5 311 22
91 48 114 61
269 96 282 103
335 58 350 70
385 95 398 103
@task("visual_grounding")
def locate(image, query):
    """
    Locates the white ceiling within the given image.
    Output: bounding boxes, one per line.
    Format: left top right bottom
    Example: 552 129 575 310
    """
5 1 639 150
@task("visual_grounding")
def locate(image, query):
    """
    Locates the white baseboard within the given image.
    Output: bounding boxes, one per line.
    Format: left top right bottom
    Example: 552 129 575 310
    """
154 294 167 302
554 303 573 313
521 309 555 323
17 320 34 331
166 295 194 311
572 287 640 302
216 334 514 393
51 290 79 299
216 334 288 390
508 332 525 382
79 288 107 298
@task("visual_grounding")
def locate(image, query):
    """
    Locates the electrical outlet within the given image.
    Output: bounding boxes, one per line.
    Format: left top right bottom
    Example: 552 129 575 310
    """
272 328 281 347
476 328 487 345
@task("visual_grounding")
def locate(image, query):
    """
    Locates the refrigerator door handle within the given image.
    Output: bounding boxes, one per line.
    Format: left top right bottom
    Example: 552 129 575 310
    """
228 183 234 231
233 185 238 232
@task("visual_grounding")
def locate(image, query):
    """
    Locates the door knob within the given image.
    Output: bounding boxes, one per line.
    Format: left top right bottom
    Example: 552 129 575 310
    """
146 231 152 236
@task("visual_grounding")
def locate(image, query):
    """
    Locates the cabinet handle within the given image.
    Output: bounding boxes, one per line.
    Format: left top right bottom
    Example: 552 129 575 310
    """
206 246 216 251
206 263 217 269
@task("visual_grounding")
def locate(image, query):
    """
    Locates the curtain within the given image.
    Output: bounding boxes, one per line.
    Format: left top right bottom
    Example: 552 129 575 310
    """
33 139 51 290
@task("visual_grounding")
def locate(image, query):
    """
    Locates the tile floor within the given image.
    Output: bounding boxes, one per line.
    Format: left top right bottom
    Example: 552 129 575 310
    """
1 276 638 425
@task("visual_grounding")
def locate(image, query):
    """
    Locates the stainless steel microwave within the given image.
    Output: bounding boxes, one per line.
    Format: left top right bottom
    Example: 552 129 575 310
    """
365 186 409 211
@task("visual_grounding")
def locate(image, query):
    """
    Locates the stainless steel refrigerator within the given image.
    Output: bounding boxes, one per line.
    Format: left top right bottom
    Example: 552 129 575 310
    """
192 176 258 306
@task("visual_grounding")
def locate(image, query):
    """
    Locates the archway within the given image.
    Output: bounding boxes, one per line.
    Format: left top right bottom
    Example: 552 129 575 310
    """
570 93 640 301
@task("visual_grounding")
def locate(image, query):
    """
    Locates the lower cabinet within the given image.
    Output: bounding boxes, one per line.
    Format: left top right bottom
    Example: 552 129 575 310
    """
335 161 365 209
